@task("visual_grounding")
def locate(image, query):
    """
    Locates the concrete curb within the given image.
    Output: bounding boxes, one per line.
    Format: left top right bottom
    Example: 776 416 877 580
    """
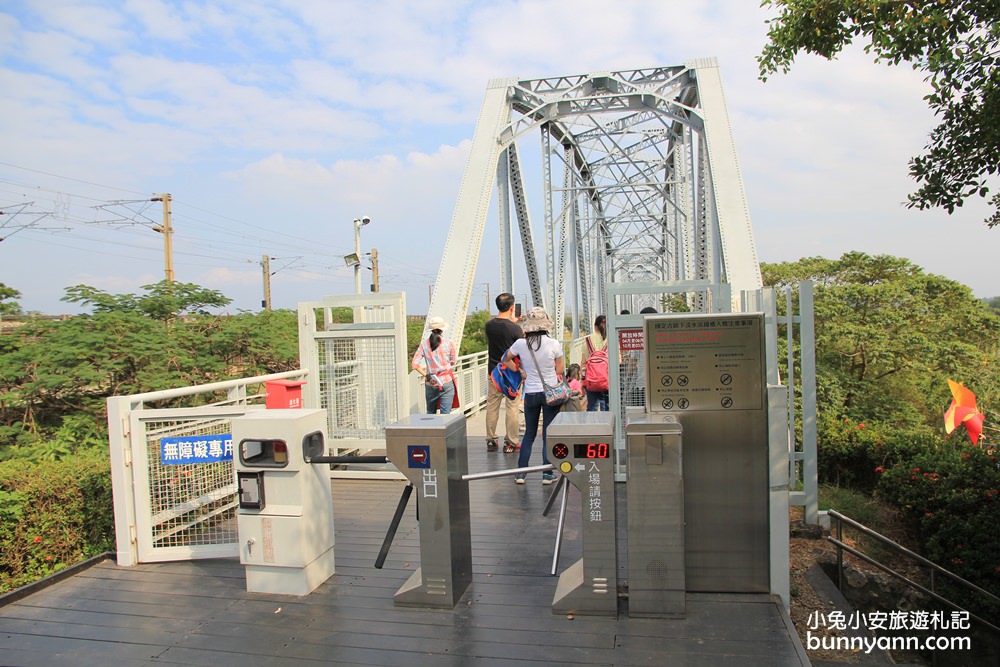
0 551 114 608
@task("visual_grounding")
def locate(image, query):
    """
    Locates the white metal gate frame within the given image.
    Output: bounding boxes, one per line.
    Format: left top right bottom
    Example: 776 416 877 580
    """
108 370 308 567
297 293 409 479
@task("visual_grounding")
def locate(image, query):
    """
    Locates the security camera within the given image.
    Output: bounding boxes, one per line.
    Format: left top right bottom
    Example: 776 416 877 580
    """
361 216 371 225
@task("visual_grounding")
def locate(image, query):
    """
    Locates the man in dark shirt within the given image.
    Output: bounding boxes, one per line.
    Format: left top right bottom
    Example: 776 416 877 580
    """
484 293 523 452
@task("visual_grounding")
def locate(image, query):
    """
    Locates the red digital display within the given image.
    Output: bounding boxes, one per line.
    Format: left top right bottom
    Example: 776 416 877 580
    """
573 443 610 459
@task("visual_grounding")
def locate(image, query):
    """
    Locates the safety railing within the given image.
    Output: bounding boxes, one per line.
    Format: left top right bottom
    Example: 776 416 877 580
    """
454 350 489 415
827 510 1000 637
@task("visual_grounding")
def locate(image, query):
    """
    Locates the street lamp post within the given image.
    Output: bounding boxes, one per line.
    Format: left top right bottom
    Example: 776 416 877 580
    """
353 216 371 294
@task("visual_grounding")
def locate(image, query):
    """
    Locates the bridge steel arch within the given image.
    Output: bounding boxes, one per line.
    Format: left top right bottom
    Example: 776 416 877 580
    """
427 59 762 345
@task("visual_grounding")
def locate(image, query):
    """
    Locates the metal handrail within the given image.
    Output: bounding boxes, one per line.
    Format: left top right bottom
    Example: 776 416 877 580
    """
117 369 308 405
827 509 1000 636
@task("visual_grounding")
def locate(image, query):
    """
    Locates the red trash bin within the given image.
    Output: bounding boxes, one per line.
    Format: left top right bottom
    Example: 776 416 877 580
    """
265 379 306 409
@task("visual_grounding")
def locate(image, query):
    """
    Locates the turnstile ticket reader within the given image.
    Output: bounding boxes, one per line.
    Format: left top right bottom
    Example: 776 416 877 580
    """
625 414 684 617
233 409 336 596
384 413 471 608
547 412 617 616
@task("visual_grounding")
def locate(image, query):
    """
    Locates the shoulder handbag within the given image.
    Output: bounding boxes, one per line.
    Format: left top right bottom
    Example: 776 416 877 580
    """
526 341 571 406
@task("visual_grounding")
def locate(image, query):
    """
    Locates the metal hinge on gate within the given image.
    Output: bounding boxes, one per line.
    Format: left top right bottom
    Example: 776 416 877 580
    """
121 417 132 467
129 525 137 546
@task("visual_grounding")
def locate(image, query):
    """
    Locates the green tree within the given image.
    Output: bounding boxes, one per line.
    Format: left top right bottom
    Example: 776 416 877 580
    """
62 280 231 321
661 293 692 313
762 252 1000 428
0 285 298 456
0 283 21 316
460 310 490 356
759 0 1000 227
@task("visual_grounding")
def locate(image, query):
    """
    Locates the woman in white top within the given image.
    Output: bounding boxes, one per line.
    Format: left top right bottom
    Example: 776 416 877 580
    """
502 307 564 485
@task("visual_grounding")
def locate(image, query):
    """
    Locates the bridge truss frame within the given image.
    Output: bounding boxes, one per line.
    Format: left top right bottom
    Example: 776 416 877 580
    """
427 59 761 344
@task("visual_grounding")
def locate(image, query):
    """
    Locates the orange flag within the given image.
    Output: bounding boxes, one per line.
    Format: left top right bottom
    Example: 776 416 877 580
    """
944 379 985 445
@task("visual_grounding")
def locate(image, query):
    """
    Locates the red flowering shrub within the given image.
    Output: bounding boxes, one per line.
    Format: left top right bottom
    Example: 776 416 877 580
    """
876 444 1000 617
817 415 939 493
0 449 114 593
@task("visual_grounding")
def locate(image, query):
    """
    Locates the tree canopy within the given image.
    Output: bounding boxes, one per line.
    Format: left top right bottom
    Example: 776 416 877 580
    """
0 283 21 316
62 281 231 321
1 283 297 458
758 0 1000 228
762 251 999 428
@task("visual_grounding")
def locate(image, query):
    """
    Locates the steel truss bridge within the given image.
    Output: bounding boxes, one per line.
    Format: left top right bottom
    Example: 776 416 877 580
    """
428 58 762 341
106 59 819 578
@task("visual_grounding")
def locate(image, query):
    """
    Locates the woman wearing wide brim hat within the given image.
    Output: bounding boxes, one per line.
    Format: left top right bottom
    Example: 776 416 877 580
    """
411 316 458 414
502 307 565 485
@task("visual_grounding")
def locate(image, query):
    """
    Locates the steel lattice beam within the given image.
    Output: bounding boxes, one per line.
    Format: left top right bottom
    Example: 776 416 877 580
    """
427 61 761 347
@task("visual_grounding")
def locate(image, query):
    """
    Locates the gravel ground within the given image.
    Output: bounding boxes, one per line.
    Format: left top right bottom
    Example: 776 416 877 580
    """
789 532 866 664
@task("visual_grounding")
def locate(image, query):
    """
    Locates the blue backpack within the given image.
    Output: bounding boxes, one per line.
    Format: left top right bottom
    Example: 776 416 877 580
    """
490 353 523 399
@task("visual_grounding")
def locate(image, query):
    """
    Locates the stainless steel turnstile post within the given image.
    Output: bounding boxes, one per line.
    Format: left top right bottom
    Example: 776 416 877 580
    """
547 412 617 616
625 414 684 617
384 413 471 608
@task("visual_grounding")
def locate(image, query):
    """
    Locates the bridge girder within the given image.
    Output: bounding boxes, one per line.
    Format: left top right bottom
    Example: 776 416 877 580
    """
427 60 761 346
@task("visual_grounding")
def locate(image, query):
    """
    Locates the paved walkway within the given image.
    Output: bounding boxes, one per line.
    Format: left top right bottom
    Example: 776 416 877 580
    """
0 407 811 666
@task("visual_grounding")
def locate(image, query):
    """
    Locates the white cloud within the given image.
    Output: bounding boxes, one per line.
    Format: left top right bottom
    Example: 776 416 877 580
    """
28 0 130 46
70 272 160 294
1 0 996 320
198 266 260 287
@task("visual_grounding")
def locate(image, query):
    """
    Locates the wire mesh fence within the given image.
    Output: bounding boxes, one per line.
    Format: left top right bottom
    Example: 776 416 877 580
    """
318 336 400 445
142 417 239 550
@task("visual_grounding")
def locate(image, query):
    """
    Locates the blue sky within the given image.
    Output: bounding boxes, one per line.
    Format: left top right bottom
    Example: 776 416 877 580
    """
2 0 996 316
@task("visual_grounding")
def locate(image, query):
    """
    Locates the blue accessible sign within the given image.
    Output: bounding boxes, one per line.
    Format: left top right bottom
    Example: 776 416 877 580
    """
161 434 233 465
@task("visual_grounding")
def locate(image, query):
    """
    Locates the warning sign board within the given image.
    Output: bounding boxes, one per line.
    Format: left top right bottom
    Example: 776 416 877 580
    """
644 314 764 412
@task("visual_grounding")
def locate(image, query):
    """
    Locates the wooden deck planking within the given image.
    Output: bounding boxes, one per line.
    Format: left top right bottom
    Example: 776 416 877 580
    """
0 433 808 667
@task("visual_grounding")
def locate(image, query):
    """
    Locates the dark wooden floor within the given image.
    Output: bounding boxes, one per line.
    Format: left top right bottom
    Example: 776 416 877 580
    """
0 437 809 666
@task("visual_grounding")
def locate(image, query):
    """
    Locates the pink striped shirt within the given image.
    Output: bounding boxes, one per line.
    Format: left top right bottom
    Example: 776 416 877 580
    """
412 338 458 378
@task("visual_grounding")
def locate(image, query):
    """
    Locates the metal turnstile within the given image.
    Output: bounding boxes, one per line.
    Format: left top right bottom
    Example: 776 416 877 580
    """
625 414 684 617
384 413 471 608
547 412 617 616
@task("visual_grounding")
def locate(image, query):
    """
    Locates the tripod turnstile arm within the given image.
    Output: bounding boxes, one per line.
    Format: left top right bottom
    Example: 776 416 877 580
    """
374 482 413 569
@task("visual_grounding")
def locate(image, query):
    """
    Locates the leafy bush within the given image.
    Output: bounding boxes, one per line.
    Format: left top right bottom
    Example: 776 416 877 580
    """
0 449 114 593
818 483 887 528
876 443 1000 615
817 415 939 493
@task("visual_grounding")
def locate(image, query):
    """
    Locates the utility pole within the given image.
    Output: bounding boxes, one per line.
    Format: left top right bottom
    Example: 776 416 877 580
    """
261 255 272 310
370 248 380 293
150 193 174 282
